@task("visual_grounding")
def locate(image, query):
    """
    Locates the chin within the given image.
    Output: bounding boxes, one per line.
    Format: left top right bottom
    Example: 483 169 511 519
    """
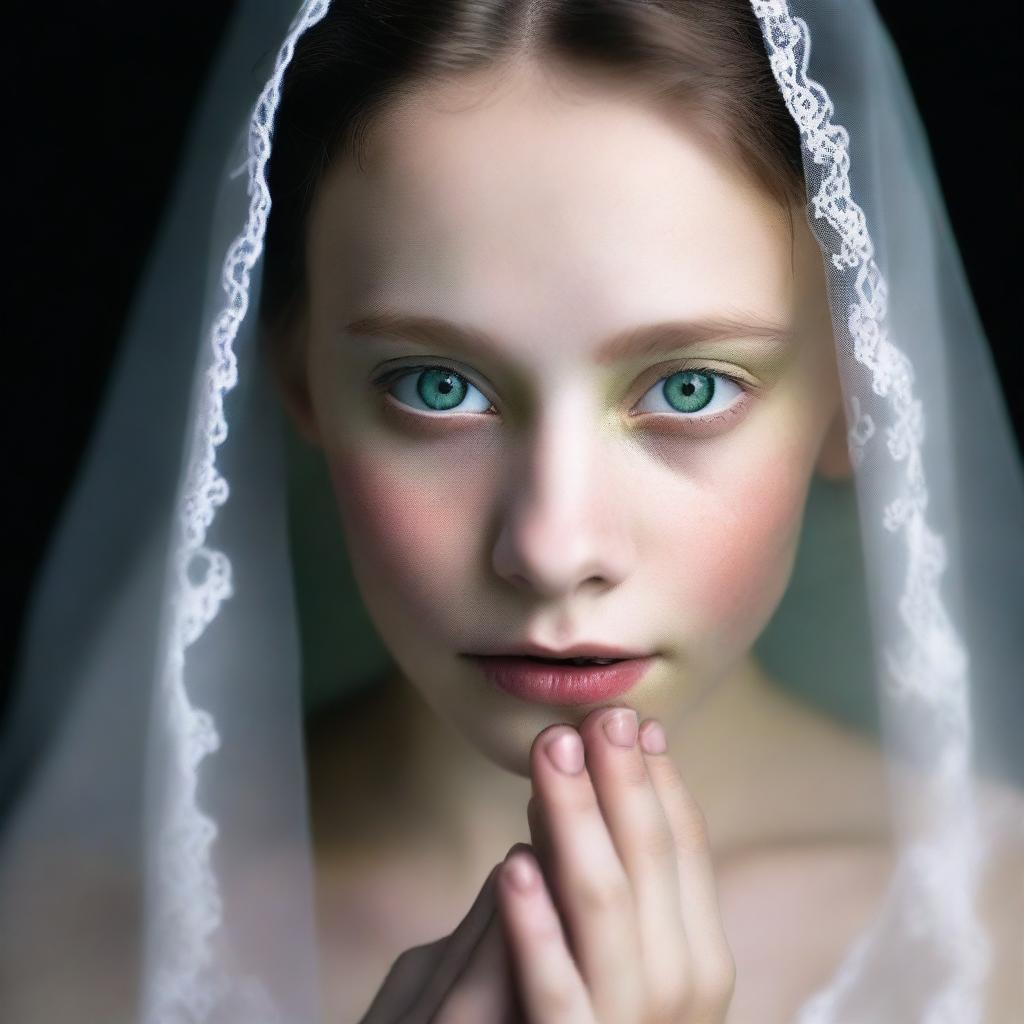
487 745 534 779
474 715 548 778
449 701 565 779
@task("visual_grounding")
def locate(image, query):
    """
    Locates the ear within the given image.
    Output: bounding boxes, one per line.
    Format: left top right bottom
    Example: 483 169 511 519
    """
267 312 321 447
815 400 853 481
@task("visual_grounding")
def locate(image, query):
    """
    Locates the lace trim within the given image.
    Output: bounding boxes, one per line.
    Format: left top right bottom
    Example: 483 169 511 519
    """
144 3 331 1022
748 4 990 1023
143 0 995 1019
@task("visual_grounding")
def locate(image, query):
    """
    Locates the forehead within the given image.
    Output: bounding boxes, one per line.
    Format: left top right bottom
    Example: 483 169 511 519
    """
306 62 811 350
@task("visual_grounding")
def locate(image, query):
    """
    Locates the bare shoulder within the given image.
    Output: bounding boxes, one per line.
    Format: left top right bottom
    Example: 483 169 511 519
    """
716 770 1023 1024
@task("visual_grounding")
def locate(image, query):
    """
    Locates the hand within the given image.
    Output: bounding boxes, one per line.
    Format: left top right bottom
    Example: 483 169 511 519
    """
495 707 736 1024
358 862 525 1024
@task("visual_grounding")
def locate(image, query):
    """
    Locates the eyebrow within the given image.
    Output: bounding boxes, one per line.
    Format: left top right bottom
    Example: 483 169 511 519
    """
342 311 794 363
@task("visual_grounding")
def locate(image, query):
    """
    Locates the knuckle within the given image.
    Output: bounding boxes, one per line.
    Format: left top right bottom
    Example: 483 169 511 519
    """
644 982 689 1023
617 751 653 789
536 980 578 1020
570 865 632 916
652 761 714 846
641 818 679 861
651 756 691 803
677 802 712 852
692 950 738 1010
711 950 738 997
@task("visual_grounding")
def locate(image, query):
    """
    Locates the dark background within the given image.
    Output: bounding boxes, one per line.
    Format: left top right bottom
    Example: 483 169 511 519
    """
3 3 1022 725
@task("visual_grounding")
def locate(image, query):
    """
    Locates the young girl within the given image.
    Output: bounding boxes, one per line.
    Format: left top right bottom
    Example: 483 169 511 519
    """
254 2 1023 1021
2 2 1021 1023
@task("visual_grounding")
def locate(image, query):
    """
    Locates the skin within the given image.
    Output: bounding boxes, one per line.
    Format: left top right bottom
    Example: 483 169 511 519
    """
357 707 736 1023
285 57 851 783
274 57 1021 1023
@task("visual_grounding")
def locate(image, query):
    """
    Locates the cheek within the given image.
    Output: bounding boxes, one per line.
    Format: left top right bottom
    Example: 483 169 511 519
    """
680 366 834 649
657 441 811 658
324 436 496 635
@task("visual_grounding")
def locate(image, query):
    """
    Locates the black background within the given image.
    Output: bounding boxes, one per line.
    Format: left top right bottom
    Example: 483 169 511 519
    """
4 3 1022 722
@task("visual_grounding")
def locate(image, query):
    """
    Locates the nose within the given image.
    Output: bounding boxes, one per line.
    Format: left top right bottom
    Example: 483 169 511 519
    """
491 396 635 600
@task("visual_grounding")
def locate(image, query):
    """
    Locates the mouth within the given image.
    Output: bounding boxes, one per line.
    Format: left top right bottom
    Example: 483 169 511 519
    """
512 654 625 666
463 652 657 705
465 641 652 661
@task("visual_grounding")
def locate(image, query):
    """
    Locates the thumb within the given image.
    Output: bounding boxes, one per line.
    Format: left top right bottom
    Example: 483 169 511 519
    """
401 863 502 1011
358 864 500 1023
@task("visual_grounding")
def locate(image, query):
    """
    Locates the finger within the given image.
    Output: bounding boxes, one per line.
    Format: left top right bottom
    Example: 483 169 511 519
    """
359 937 441 1024
526 796 552 872
397 863 503 1020
429 907 518 1024
529 724 644 1020
362 865 499 1022
578 707 690 1015
496 846 592 1024
638 717 737 1012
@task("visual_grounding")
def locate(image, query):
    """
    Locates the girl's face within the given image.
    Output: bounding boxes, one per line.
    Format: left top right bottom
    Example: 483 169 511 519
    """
292 62 848 776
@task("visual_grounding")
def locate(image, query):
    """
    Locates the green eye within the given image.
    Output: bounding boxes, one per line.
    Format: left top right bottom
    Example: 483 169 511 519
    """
381 365 494 414
634 369 743 417
416 368 467 410
662 371 714 413
375 363 746 422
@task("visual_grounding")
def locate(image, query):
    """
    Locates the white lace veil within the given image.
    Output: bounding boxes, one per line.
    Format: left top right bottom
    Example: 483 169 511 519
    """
2 1 1021 1022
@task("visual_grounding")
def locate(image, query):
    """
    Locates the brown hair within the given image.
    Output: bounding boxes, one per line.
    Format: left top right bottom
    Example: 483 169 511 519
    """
260 0 804 353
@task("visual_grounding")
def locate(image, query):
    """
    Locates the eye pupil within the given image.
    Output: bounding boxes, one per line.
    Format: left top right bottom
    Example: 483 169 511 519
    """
416 368 469 410
662 370 714 414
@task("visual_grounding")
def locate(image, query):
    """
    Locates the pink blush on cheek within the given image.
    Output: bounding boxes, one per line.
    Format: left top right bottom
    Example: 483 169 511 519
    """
680 458 809 647
328 453 449 566
323 445 491 629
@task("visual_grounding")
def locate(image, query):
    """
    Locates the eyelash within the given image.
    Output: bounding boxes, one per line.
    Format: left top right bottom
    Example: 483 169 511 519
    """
370 361 753 426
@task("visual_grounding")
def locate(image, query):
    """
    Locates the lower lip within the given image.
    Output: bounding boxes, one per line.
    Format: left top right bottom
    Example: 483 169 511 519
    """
466 655 656 705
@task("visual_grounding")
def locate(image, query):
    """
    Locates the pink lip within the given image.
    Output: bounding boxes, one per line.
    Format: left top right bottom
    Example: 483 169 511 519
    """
466 655 656 706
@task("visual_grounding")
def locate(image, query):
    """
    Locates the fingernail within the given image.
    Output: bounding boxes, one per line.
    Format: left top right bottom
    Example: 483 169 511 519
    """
639 719 667 755
544 730 585 774
602 708 639 747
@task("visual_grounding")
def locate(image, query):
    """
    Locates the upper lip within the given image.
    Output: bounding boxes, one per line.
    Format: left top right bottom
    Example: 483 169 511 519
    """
465 642 652 660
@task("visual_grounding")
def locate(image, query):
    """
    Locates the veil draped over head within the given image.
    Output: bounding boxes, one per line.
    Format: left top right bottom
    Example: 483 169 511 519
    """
2 1 1022 1022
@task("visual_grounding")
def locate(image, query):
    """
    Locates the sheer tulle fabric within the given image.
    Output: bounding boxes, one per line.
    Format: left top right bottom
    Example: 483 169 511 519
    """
1 2 1021 1022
